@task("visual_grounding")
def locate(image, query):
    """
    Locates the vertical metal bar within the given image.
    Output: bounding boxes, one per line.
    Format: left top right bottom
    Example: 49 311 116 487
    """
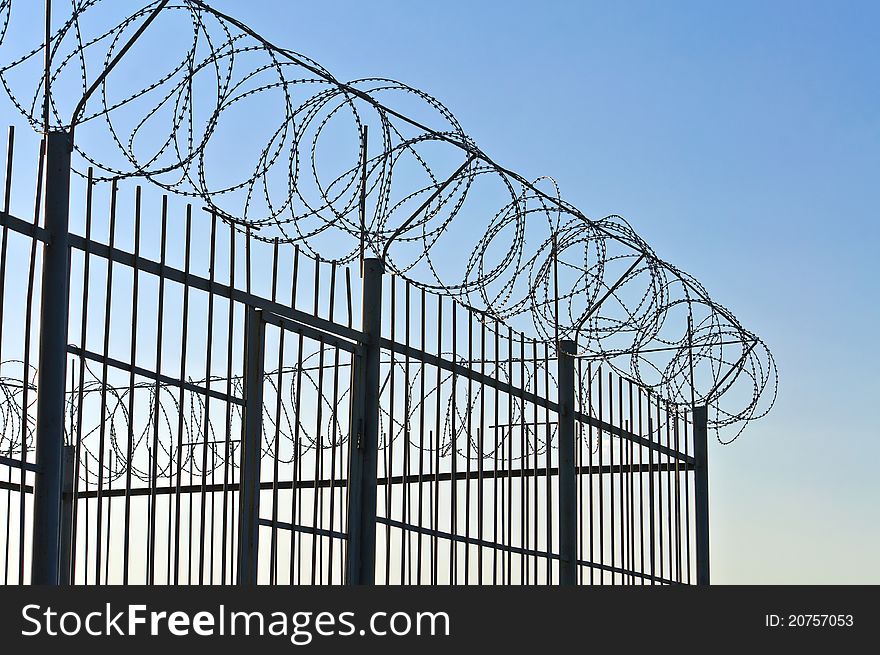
345 256 383 585
172 206 192 585
506 326 513 584
518 334 526 584
609 370 615 584
22 137 45 584
587 361 594 585
332 333 344 582
647 403 655 583
147 198 168 585
310 261 324 585
286 248 303 584
0 127 13 585
477 315 486 585
290 311 305 584
450 302 458 584
674 412 682 583
31 130 72 585
288 253 302 585
597 366 604 582
542 341 551 583
638 388 645 584
104 452 113 583
269 241 283 586
2 125 13 212
402 279 411 585
626 380 641 584
656 399 664 582
492 321 500 585
237 307 265 585
693 404 710 586
311 340 325 585
94 180 117 585
384 274 395 584
416 287 426 584
223 223 241 584
198 213 219 585
523 339 541 584
58 445 75 585
665 402 672 581
618 375 624 583
464 306 472 585
684 410 691 584
556 339 576 586
83 464 89 584
121 187 141 584
327 261 340 584
433 298 443 586
622 380 629 584
577 360 583 585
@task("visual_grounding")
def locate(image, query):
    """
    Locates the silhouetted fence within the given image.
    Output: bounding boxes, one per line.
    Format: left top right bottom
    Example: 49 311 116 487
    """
0 128 707 585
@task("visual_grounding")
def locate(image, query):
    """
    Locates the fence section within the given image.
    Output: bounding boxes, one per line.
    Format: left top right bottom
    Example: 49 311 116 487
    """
0 130 708 585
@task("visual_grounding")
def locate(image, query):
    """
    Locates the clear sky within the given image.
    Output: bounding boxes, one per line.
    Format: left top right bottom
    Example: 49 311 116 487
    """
4 0 879 583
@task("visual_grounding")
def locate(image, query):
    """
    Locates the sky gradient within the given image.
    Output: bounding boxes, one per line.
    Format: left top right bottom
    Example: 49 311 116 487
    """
3 0 878 583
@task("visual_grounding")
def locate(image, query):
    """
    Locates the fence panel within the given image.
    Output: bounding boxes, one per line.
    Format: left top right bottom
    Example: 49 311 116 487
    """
0 133 706 585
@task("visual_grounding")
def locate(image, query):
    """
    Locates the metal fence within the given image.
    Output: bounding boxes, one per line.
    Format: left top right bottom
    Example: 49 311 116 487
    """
0 126 707 585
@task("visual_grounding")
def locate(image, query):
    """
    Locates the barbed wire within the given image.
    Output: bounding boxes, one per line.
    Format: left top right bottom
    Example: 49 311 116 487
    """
0 0 776 447
0 355 655 483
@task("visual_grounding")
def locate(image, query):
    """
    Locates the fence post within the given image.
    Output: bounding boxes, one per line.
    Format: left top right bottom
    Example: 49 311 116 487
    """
693 404 710 585
31 130 72 585
557 339 577 585
346 257 383 585
237 307 265 585
58 445 75 585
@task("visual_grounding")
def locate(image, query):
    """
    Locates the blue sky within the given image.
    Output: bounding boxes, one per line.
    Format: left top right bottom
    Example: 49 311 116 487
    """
3 0 879 583
212 0 880 583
